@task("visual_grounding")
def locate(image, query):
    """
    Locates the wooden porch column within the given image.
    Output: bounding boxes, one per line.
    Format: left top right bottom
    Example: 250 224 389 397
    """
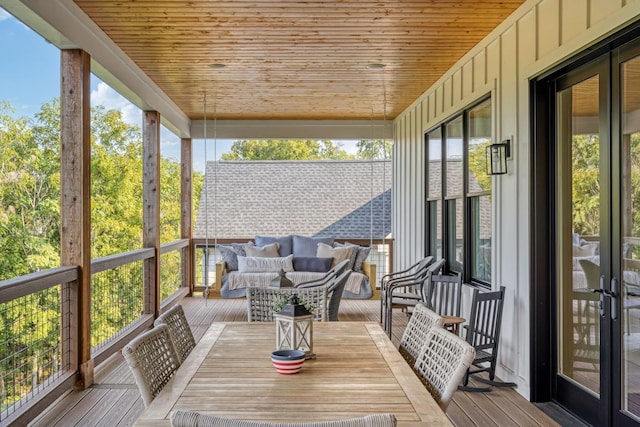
60 49 93 389
181 138 193 294
143 111 161 316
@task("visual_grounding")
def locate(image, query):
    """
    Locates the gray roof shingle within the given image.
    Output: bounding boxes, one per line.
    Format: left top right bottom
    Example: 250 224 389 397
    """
194 160 392 239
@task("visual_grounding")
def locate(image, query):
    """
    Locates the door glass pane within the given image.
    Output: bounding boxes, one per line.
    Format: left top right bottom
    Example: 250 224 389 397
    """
446 199 463 272
621 55 640 417
556 75 601 396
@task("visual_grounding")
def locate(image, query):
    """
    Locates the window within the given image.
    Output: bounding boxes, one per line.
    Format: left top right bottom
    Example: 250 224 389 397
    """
425 98 492 285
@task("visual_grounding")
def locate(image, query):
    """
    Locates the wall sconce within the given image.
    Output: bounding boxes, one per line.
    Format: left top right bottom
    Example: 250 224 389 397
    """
486 139 511 175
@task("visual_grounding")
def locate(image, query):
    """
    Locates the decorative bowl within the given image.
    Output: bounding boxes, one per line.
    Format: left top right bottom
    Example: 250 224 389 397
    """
271 349 306 375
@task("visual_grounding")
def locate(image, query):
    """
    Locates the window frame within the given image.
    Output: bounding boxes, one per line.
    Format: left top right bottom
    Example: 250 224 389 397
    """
424 96 493 288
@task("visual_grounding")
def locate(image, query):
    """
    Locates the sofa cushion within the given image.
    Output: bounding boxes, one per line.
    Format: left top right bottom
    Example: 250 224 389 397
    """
317 242 353 268
219 243 249 271
237 255 294 273
245 242 280 257
335 242 371 273
255 235 293 256
292 235 335 257
293 257 333 273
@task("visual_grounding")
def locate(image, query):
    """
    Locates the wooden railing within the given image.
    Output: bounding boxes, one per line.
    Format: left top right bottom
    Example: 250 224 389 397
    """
0 239 190 426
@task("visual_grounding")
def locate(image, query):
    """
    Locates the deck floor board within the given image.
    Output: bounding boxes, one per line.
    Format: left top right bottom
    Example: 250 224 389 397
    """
28 296 559 427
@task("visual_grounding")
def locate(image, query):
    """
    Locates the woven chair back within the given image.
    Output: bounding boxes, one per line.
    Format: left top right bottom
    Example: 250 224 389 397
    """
398 303 444 366
122 324 181 407
154 304 196 364
413 326 475 411
247 286 328 322
169 410 397 427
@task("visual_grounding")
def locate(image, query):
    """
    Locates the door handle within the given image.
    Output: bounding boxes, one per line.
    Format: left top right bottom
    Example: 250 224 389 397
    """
590 277 619 320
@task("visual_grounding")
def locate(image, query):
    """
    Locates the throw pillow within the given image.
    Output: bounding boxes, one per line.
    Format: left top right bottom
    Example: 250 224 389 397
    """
245 242 280 257
333 242 358 270
237 255 294 273
573 243 597 257
345 242 372 273
292 257 333 273
254 235 293 256
316 242 353 268
218 243 249 271
292 235 335 257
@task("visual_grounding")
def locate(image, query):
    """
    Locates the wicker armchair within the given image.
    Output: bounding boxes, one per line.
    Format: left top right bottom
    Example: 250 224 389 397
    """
154 304 196 363
169 411 397 427
122 324 181 407
413 326 476 411
327 269 352 321
295 259 350 289
398 302 444 366
247 286 328 322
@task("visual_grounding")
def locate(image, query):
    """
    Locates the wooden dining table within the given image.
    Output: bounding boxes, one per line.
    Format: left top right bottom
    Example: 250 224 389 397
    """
134 322 452 427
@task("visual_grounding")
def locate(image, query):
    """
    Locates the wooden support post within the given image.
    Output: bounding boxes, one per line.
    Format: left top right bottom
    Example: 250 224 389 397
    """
181 138 193 294
60 49 93 389
143 111 161 316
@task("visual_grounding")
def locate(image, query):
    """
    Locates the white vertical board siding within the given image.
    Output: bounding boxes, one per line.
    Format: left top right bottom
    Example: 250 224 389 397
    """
391 0 640 399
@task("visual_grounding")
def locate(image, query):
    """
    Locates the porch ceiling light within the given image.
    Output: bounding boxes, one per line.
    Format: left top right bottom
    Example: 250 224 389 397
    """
486 139 511 175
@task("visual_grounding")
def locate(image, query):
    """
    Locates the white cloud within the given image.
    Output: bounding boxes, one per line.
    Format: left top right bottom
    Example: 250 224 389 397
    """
91 82 141 128
91 82 183 162
0 9 11 22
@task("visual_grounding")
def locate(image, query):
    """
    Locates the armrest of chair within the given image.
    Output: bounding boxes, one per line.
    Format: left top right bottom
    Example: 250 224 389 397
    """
362 261 376 294
215 261 227 291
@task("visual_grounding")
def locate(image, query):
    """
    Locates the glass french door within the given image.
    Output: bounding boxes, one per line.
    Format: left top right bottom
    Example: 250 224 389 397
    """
554 40 640 426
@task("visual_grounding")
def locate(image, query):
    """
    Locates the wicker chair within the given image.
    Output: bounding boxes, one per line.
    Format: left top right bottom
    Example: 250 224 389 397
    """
169 411 397 427
154 304 196 363
413 326 476 411
247 286 328 322
122 324 181 407
295 259 350 289
327 269 352 321
398 302 444 366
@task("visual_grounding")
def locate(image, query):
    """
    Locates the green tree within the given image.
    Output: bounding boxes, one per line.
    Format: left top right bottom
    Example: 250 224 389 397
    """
356 139 392 160
220 139 354 160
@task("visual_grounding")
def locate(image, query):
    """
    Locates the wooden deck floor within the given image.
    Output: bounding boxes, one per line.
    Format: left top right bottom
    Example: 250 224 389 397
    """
29 296 561 427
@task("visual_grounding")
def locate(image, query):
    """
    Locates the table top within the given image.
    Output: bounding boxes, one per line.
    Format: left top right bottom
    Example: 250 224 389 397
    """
134 322 452 427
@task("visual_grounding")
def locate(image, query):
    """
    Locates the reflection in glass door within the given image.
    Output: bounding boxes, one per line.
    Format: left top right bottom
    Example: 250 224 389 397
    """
556 74 602 399
620 54 640 422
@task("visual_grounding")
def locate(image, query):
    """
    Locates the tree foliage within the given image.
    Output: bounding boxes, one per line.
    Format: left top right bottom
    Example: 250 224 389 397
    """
356 139 392 160
0 98 203 407
220 139 355 160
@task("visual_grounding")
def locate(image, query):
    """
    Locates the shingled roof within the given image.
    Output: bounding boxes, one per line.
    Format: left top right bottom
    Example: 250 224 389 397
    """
194 160 392 240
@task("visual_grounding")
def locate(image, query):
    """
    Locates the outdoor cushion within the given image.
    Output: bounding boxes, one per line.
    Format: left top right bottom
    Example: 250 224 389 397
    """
335 242 371 273
219 243 249 271
237 255 294 273
245 242 280 257
292 235 335 257
317 243 353 268
293 256 333 273
255 235 293 256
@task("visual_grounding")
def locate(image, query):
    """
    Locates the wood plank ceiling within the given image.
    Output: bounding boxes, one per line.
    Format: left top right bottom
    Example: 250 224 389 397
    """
73 0 525 121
